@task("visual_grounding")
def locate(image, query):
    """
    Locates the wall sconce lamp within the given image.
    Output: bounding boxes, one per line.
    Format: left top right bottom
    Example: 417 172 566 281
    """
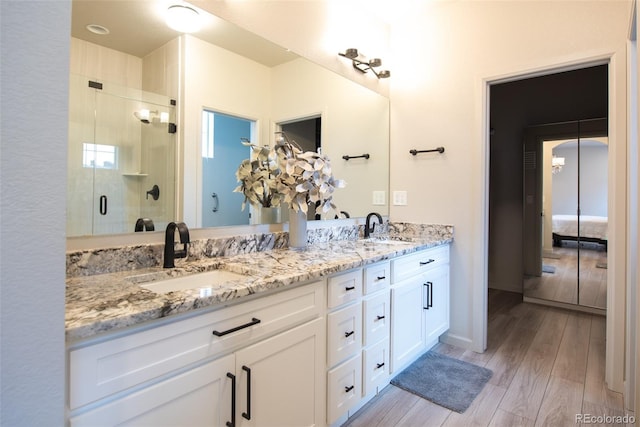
552 155 565 174
339 48 390 79
134 109 169 124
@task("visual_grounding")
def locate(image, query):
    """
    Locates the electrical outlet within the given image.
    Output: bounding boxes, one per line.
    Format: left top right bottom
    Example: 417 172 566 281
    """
393 191 407 206
372 190 386 205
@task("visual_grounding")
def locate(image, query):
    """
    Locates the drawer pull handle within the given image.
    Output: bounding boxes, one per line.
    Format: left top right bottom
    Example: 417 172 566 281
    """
345 385 355 393
376 362 385 369
345 286 356 291
376 315 386 321
376 275 386 280
345 330 355 338
226 372 236 427
419 259 435 266
242 366 252 420
213 317 261 337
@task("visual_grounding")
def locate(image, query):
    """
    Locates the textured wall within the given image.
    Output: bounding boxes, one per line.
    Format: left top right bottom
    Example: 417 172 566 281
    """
0 1 70 425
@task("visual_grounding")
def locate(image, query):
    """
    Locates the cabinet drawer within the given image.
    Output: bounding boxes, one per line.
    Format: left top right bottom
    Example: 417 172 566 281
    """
363 290 390 347
363 339 390 396
327 269 362 309
391 245 449 283
363 261 390 295
69 280 324 410
327 354 362 425
327 303 362 368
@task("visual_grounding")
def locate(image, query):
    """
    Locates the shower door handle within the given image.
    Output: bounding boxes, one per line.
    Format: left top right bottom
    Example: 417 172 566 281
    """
99 195 107 215
212 192 219 212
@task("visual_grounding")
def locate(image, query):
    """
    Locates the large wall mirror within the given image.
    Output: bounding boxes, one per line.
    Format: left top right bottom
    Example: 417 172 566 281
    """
68 0 390 238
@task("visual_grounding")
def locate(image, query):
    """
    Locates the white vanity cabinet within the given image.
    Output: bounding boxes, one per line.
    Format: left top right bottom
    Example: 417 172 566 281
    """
326 261 392 426
390 245 450 374
68 281 326 427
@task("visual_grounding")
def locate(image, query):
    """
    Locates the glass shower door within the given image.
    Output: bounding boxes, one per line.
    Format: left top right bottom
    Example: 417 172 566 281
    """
67 74 176 236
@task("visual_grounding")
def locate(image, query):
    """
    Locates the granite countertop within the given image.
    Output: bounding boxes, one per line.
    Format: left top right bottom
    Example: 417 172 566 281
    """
66 233 452 343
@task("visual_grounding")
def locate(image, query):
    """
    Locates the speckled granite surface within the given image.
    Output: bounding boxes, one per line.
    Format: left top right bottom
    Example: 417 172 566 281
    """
65 223 452 343
66 224 364 278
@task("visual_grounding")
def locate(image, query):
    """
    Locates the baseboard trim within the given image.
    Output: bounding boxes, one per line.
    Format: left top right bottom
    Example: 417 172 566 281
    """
439 332 475 351
523 296 606 316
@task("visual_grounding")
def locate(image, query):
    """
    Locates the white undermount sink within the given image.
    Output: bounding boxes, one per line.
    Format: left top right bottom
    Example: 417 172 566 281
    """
140 270 248 294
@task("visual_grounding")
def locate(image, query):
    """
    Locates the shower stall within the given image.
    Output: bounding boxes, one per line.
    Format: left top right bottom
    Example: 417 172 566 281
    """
67 74 176 236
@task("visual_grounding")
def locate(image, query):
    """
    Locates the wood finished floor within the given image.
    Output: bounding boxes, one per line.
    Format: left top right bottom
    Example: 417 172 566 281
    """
524 243 607 308
342 290 628 427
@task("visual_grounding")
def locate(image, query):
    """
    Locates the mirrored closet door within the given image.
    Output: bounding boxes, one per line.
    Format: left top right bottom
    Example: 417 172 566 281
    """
523 119 608 311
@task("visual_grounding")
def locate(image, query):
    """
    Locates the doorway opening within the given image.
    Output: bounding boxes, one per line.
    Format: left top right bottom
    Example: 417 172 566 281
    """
487 64 608 310
200 110 254 227
277 115 323 219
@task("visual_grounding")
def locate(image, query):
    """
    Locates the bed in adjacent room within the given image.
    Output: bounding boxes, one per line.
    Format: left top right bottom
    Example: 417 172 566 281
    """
552 214 608 250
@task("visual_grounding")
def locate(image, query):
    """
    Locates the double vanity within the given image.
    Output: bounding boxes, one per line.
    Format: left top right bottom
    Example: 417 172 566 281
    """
65 223 453 426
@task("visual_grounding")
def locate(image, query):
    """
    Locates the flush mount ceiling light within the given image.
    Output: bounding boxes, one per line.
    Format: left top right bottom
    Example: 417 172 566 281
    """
339 48 391 79
86 24 110 35
166 4 202 33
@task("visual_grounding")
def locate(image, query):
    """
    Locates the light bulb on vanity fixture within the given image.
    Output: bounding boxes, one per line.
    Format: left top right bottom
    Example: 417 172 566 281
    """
339 48 391 79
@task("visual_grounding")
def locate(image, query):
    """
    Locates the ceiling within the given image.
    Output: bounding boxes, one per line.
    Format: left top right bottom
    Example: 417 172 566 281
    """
71 0 297 67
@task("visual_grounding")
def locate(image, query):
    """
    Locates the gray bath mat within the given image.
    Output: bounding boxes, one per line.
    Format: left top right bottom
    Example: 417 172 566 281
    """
390 351 493 413
542 264 556 274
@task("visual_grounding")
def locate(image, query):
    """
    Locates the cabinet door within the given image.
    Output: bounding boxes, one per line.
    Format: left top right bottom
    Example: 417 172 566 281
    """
422 264 450 349
69 354 235 427
235 317 324 427
390 277 424 374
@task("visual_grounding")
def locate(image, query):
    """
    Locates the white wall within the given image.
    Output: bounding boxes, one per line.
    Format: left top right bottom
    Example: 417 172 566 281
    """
0 1 70 425
389 0 631 361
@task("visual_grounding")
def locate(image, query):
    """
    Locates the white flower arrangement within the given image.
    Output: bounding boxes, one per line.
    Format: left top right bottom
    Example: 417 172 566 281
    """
234 133 346 215
234 139 284 209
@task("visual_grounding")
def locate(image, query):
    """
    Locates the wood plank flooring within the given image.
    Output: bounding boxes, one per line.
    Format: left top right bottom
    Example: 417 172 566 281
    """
524 243 607 308
342 290 628 427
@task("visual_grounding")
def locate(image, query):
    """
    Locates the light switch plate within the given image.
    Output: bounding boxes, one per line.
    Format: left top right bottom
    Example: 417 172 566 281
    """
372 191 386 206
393 191 407 206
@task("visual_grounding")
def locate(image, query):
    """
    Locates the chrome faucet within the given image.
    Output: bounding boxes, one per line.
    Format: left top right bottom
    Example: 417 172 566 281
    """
163 222 190 268
364 212 383 238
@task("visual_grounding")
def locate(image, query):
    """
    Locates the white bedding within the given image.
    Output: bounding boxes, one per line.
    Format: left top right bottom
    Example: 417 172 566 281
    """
552 214 608 240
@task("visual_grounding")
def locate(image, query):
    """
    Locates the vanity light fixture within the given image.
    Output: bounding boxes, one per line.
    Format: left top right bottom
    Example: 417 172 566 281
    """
339 48 391 79
166 4 202 33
